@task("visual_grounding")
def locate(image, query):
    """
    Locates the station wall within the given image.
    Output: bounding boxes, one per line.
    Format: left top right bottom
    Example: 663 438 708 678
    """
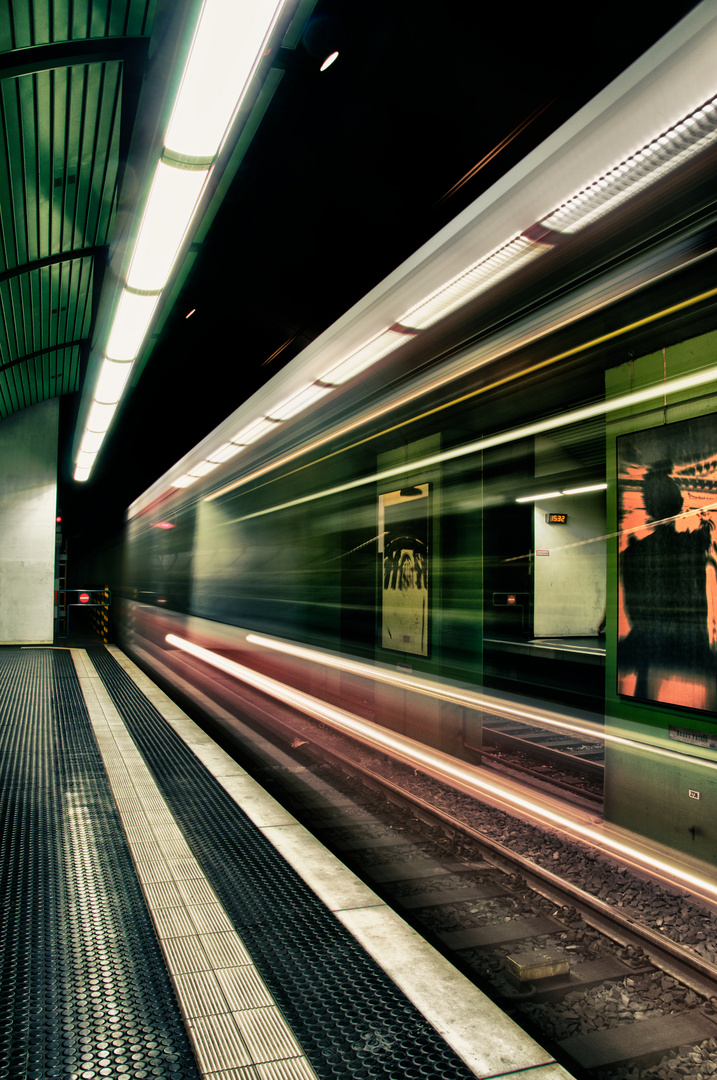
0 399 59 644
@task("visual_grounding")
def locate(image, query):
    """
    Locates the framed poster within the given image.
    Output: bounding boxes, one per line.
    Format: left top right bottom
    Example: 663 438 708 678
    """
617 414 717 711
378 484 429 656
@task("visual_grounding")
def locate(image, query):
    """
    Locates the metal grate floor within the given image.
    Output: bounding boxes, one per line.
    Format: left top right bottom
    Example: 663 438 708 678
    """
0 647 201 1080
87 646 479 1080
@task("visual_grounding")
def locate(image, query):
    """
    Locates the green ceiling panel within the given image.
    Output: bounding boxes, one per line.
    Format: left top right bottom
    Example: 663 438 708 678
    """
0 254 92 364
0 0 156 418
5 0 155 50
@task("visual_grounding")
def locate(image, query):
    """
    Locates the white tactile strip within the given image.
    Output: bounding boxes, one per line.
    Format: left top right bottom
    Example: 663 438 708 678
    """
77 645 576 1080
71 649 320 1080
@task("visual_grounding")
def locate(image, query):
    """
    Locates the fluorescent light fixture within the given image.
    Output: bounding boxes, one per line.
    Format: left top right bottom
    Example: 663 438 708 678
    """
76 449 97 471
87 400 117 433
516 491 563 503
320 51 339 71
230 417 279 444
95 358 133 404
165 0 286 160
126 160 210 292
74 466 91 482
268 383 333 420
208 442 245 464
562 483 608 494
542 95 717 234
106 290 161 361
323 328 408 386
80 429 107 454
399 235 545 331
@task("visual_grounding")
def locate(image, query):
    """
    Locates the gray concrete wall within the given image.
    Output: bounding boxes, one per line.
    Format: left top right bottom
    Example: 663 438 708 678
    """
533 491 606 636
0 400 59 643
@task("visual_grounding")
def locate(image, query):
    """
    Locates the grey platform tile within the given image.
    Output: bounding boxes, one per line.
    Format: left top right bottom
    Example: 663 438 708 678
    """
158 837 196 859
260 823 385 913
168 858 208 880
211 1069 261 1080
215 966 274 1012
190 743 247 775
219 774 299 828
122 819 158 843
162 935 214 976
144 879 184 908
232 1007 304 1064
336 903 562 1079
186 1012 254 1073
174 969 230 1018
175 875 221 906
130 840 163 862
199 932 253 970
151 821 186 840
510 1069 576 1080
152 905 199 939
256 1059 318 1080
187 902 236 934
133 858 176 884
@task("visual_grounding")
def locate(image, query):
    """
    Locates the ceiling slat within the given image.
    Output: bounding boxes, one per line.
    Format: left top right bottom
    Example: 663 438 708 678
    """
0 0 155 418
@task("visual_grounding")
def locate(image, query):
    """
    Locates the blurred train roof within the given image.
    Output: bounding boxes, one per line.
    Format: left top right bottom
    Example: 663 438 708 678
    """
50 0 700 556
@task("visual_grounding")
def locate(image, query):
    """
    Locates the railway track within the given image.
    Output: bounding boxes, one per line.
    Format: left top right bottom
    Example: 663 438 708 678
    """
195 686 717 1080
481 713 605 807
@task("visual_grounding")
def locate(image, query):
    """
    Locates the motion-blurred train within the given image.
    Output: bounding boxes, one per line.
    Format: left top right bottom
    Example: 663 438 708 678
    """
118 3 717 865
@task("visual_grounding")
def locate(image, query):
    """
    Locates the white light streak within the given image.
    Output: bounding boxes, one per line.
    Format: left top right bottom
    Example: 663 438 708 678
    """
516 491 563 503
209 362 717 518
245 632 717 774
167 632 717 903
562 483 608 495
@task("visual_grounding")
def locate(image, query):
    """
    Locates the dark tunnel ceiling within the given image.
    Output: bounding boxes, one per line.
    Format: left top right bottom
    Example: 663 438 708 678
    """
58 0 702 554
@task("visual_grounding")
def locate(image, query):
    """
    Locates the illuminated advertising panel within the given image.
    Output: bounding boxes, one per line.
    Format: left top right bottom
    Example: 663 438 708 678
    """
617 415 717 711
378 484 429 657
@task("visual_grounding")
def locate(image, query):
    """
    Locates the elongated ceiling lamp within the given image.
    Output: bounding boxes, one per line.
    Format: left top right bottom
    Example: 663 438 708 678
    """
74 0 291 481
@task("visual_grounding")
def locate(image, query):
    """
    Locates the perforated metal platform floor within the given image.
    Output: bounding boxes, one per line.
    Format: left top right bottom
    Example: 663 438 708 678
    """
0 644 571 1080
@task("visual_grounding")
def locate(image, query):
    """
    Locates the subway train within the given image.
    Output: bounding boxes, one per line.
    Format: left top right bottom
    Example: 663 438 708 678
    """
118 3 717 867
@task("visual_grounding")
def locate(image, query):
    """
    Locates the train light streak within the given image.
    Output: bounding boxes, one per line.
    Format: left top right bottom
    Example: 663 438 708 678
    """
562 483 608 495
516 491 563 503
516 483 608 501
397 235 546 331
244 632 717 776
323 328 408 386
268 383 333 420
165 632 717 903
542 94 717 234
208 442 245 464
197 280 717 510
214 357 717 524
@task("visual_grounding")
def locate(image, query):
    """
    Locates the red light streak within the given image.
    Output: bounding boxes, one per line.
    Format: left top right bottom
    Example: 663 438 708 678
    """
166 632 717 903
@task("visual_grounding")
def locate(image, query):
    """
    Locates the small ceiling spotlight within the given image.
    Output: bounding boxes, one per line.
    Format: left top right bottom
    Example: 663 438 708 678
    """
320 51 339 71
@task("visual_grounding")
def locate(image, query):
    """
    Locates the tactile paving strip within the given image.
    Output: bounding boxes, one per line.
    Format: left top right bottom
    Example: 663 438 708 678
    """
0 647 201 1080
88 647 479 1080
